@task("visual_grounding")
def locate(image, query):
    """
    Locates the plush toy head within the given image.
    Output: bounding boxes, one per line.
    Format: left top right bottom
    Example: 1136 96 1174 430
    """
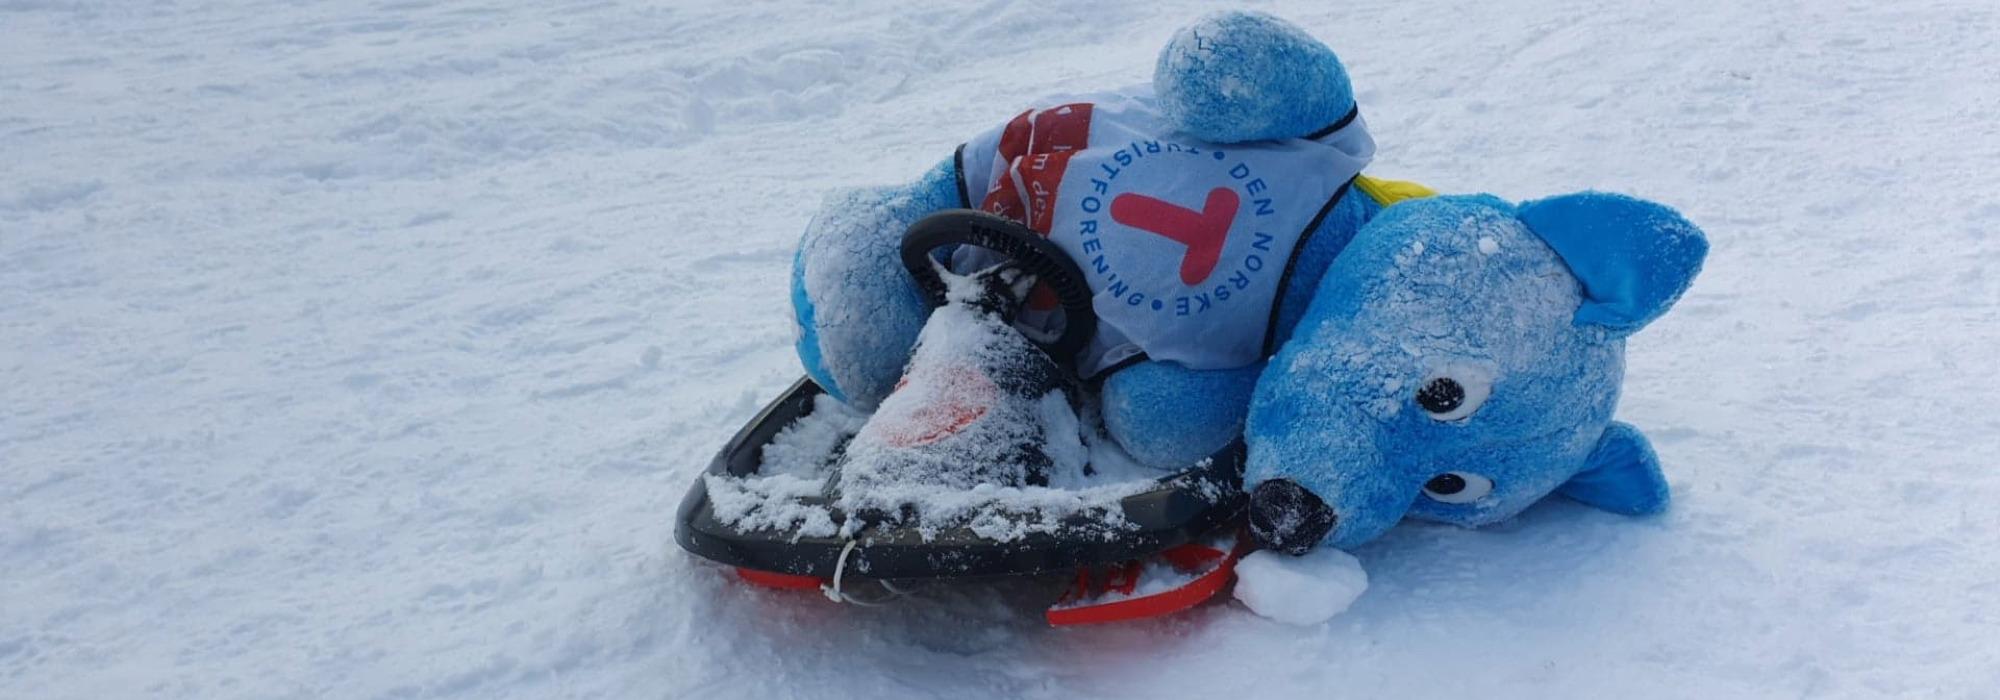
1243 193 1707 553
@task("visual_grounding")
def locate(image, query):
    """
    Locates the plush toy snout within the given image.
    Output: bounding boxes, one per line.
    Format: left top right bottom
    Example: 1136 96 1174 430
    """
1247 479 1337 555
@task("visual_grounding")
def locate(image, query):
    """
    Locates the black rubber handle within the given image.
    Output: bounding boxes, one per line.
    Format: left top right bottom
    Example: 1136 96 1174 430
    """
900 209 1097 367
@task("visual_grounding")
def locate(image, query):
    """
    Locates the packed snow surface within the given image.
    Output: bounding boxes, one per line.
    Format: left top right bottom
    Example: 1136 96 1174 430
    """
758 394 867 478
716 263 1173 545
1232 549 1370 626
835 270 1086 508
6 1 2000 698
710 336 1166 543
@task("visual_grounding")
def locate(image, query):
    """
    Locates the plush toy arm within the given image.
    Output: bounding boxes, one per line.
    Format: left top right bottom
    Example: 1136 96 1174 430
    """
1558 421 1670 515
1154 11 1357 143
792 157 964 408
1100 360 1261 469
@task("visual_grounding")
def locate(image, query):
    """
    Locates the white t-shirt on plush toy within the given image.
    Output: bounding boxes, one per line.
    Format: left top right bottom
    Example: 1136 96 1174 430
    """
955 87 1375 377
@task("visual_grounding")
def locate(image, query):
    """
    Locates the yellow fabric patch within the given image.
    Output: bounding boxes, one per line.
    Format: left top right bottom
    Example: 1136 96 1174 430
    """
1353 175 1438 208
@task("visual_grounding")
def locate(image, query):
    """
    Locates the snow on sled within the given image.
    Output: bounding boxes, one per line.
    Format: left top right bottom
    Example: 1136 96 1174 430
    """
674 210 1249 625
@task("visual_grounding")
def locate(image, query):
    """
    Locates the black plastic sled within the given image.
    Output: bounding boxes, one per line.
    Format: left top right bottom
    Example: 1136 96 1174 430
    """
673 209 1251 623
673 375 1246 582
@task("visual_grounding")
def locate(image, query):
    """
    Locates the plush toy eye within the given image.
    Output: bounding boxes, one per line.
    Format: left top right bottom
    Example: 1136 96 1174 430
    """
1415 373 1490 421
1415 378 1463 413
1423 472 1494 504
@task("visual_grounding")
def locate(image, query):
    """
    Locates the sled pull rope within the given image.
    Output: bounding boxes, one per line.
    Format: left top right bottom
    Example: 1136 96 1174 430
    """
823 538 860 602
821 537 905 606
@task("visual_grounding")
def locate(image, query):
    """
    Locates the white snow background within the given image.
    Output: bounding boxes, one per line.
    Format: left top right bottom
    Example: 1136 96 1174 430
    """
4 1 1998 698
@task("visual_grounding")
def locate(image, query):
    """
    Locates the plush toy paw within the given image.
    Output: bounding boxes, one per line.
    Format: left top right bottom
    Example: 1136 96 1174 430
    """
1154 10 1357 143
1099 361 1260 468
791 158 962 408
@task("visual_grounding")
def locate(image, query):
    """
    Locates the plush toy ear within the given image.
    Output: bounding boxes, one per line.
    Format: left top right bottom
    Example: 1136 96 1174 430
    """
1517 192 1708 337
1558 422 1670 515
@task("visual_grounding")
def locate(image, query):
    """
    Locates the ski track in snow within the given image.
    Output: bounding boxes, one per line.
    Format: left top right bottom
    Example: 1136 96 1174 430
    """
4 1 1998 698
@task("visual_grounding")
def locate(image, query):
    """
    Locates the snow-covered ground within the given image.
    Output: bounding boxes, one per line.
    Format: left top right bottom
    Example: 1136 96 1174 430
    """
5 0 1998 697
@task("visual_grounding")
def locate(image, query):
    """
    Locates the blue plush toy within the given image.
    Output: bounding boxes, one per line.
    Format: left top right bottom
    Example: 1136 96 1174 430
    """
794 11 1420 468
789 10 1709 553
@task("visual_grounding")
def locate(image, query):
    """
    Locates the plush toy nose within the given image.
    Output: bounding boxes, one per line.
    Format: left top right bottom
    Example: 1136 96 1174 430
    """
1247 480 1337 555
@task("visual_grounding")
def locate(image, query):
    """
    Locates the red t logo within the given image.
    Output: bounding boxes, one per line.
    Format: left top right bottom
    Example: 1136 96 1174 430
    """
1110 187 1239 285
